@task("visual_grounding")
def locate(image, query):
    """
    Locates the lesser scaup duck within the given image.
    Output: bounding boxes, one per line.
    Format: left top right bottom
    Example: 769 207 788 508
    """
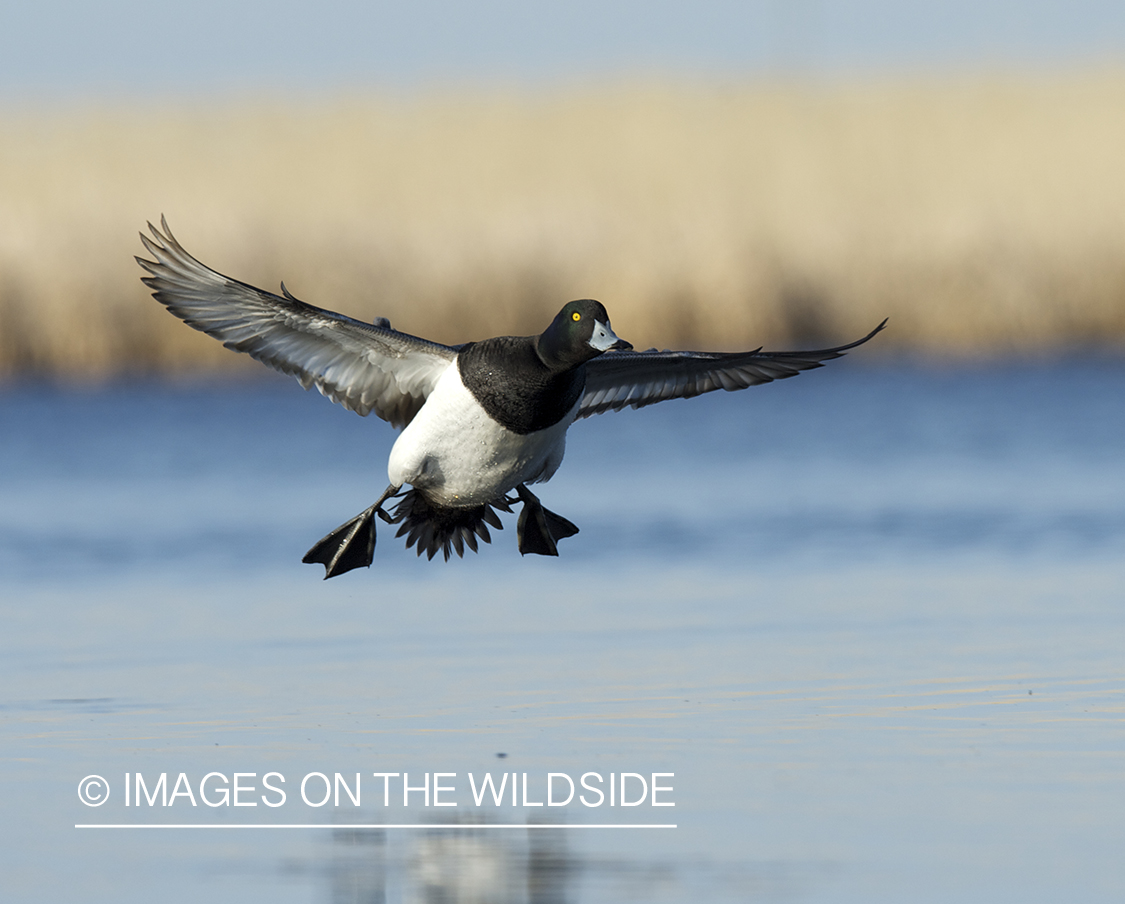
138 219 884 577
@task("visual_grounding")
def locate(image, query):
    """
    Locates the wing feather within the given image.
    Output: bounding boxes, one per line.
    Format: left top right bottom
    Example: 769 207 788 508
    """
579 321 886 418
136 218 457 427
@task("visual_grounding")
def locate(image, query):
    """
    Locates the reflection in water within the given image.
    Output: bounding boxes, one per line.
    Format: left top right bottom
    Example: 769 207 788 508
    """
307 818 807 904
321 819 568 904
409 831 547 904
526 829 569 904
327 827 386 904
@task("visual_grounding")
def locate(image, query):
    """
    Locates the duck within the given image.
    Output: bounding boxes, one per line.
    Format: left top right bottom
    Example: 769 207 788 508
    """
137 218 885 578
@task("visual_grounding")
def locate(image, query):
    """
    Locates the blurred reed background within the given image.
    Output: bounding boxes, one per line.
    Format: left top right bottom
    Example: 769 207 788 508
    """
2 70 1125 379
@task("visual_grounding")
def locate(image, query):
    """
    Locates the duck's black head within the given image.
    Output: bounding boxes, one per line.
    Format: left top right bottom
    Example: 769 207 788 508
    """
536 299 632 369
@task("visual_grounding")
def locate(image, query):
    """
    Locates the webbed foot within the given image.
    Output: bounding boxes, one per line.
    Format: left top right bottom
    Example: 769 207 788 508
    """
303 484 399 578
515 484 579 556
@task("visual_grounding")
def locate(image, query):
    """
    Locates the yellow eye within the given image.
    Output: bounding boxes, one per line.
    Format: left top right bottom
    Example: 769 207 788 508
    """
571 312 581 321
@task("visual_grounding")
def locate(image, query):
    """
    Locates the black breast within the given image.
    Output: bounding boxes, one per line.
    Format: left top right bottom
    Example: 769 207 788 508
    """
457 337 586 435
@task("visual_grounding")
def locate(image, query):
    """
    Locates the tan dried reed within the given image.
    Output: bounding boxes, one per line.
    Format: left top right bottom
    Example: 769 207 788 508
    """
2 72 1125 379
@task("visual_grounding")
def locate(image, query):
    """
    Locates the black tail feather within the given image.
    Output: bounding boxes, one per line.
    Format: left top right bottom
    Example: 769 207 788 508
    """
391 490 514 561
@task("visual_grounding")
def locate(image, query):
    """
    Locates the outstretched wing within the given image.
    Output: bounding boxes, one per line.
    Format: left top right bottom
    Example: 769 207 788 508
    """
137 218 458 428
578 320 886 418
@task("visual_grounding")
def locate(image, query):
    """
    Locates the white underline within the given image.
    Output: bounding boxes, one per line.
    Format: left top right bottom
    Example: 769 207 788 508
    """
75 823 676 830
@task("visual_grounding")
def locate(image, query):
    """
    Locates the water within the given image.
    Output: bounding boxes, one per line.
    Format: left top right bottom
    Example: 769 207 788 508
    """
2 361 1124 902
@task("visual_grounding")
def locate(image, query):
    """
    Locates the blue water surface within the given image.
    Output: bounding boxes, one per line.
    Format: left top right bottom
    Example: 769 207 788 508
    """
1 360 1123 903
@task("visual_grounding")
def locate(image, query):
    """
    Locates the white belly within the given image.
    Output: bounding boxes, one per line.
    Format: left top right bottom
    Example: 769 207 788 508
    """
387 363 576 507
